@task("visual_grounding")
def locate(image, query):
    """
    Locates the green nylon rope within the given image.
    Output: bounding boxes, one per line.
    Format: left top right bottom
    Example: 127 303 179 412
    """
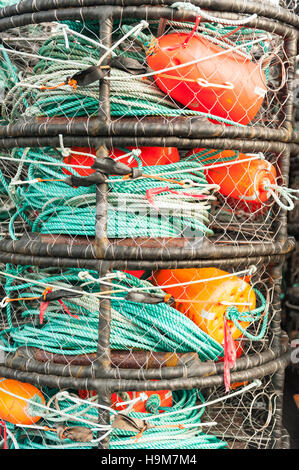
0 265 224 361
6 146 214 240
1 265 268 357
1 30 246 127
5 389 227 449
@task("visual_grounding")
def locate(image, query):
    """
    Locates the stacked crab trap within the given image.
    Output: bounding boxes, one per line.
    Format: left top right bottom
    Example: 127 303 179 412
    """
0 0 298 450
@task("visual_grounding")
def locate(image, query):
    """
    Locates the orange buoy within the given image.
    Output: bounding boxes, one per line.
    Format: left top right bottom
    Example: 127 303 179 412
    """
0 378 45 424
185 149 277 209
152 268 256 344
111 390 172 413
146 33 266 125
63 147 180 176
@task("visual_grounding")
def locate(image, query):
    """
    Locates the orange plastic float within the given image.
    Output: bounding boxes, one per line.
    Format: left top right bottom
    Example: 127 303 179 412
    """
146 33 267 125
152 267 256 344
0 378 45 424
185 149 277 210
63 146 180 176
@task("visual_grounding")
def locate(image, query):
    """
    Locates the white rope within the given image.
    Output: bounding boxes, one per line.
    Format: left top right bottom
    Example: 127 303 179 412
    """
0 271 104 302
145 379 262 421
0 385 112 430
97 265 258 296
105 35 269 82
97 20 149 66
171 2 258 26
54 391 118 415
0 155 94 171
266 184 299 211
0 266 257 305
0 45 86 67
53 22 114 55
5 426 20 449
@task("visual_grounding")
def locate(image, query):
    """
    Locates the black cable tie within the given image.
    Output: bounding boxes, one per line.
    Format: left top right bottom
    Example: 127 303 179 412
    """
125 291 175 305
39 289 83 302
91 157 132 176
70 66 105 87
64 173 106 187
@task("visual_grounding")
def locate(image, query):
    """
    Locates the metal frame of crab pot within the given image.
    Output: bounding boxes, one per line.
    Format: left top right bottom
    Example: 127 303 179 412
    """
0 254 291 449
0 3 297 143
0 0 297 449
0 140 295 263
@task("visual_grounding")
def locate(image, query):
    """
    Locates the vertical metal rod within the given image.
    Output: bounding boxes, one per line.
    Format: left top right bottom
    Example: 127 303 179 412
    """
95 13 113 449
269 263 285 448
280 33 297 132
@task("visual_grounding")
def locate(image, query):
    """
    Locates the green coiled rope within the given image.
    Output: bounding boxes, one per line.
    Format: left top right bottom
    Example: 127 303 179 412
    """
0 265 224 361
5 388 227 449
6 146 214 240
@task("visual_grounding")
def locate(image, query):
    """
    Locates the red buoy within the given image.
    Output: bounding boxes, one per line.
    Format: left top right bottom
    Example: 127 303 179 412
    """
146 33 267 125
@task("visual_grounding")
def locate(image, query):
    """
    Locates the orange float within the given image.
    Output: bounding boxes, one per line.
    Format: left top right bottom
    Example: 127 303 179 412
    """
185 149 277 209
152 267 256 344
0 378 45 424
63 147 180 176
146 33 267 125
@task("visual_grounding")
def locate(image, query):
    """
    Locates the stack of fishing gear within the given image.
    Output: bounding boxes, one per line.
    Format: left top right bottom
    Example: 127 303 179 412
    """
0 0 298 450
281 49 299 449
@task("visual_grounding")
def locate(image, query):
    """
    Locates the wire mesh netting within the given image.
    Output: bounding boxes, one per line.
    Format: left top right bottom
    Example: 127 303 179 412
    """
0 10 295 131
0 375 284 449
0 261 280 361
0 145 293 249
